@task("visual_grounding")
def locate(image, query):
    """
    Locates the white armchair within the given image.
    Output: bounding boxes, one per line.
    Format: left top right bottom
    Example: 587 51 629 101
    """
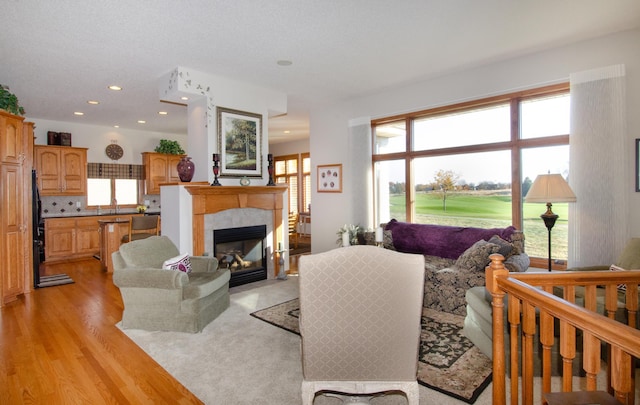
298 245 425 404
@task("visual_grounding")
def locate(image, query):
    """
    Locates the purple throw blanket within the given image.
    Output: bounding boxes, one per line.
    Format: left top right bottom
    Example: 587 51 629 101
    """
385 219 516 260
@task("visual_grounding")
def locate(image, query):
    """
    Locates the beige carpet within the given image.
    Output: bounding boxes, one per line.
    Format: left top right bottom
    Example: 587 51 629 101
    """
118 277 637 404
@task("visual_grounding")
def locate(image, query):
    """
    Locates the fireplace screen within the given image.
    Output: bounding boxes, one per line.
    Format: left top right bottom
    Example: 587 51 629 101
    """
214 225 267 287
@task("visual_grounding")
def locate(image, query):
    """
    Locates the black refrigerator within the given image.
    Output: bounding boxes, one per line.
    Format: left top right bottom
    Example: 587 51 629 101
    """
32 169 44 288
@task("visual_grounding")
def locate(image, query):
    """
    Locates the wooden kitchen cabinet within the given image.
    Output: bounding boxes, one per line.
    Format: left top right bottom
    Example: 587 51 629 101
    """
44 214 142 262
142 152 185 194
0 111 33 306
34 145 87 195
44 217 76 260
0 111 25 163
98 218 131 273
75 216 102 256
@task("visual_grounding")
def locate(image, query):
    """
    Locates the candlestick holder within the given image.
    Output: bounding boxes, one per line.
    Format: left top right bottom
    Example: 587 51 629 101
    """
266 153 275 186
211 154 222 186
276 247 287 280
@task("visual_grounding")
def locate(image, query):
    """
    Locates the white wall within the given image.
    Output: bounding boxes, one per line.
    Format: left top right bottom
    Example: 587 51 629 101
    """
31 118 186 164
269 138 310 157
159 66 287 186
310 28 640 254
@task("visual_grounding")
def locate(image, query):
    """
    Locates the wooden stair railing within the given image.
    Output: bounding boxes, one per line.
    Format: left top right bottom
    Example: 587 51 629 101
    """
485 253 640 405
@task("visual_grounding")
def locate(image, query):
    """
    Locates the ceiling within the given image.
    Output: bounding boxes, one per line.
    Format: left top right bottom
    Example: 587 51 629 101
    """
2 1 639 144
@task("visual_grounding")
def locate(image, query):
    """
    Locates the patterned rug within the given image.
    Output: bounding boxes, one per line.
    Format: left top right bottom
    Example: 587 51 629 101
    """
251 298 492 403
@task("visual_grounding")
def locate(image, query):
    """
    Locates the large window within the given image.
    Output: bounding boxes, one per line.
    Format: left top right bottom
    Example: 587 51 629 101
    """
372 84 570 266
275 153 311 214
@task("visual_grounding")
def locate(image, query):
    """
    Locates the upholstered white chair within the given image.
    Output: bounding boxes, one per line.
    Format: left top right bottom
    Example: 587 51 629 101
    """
298 245 425 404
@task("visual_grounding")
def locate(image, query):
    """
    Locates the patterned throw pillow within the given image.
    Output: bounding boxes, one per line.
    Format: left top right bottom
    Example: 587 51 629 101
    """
356 230 395 250
487 235 514 258
504 253 530 272
162 253 192 273
455 240 501 271
382 230 395 250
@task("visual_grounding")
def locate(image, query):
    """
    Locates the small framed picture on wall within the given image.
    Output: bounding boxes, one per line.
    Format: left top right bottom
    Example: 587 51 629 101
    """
317 164 342 193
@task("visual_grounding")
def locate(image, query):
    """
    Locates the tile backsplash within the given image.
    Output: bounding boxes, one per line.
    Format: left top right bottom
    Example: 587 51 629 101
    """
41 195 161 217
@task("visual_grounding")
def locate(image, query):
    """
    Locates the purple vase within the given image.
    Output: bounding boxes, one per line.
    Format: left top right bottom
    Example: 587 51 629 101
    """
177 156 195 182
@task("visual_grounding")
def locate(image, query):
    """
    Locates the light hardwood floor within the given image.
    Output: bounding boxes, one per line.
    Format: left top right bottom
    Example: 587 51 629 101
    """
0 259 203 404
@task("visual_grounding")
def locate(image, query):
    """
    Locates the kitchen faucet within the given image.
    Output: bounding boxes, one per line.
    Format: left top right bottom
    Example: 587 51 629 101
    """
113 198 119 214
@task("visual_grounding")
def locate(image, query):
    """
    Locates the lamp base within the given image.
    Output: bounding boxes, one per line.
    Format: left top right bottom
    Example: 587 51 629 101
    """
540 202 558 272
540 202 558 230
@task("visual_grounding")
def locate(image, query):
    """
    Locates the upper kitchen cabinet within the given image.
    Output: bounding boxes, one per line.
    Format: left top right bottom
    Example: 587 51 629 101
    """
142 152 184 195
0 111 26 163
34 145 87 195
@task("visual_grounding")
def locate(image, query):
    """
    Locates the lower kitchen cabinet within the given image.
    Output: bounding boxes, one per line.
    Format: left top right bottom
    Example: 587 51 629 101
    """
44 214 142 262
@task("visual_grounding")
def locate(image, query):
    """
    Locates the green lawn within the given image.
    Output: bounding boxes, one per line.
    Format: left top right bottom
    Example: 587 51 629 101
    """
389 191 568 259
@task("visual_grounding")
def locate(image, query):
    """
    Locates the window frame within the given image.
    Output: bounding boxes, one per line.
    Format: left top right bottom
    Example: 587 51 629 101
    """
371 83 569 268
275 152 311 214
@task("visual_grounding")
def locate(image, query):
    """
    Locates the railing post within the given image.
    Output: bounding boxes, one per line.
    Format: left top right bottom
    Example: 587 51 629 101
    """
486 253 509 405
611 346 632 404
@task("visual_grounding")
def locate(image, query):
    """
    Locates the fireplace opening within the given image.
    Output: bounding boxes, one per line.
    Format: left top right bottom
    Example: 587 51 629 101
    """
214 225 267 287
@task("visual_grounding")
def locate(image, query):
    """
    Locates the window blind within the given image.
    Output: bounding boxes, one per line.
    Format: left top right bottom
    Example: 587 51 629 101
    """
87 163 144 180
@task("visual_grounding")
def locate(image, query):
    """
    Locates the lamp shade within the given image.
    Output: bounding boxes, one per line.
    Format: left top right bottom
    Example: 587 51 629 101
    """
525 174 576 203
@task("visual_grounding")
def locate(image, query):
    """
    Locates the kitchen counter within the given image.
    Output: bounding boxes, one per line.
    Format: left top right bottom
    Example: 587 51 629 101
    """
43 211 160 219
98 218 131 224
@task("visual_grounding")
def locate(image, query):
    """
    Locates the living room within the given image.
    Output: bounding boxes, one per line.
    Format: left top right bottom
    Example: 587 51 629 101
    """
2 2 640 404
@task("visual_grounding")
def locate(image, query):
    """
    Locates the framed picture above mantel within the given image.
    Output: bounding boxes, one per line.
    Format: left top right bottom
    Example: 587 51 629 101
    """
217 107 263 178
317 164 342 193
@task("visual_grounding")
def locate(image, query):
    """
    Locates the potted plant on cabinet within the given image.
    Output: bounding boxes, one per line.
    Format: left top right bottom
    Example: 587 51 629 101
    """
0 85 25 116
154 139 185 155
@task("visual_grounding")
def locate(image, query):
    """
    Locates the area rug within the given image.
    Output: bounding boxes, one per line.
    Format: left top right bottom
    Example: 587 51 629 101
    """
250 298 493 404
36 273 74 288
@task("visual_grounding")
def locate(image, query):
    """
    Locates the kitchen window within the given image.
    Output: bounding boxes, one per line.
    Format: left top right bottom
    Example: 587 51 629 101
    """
86 163 143 208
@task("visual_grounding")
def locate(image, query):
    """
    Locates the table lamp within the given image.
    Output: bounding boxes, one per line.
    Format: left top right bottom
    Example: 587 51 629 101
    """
524 173 576 271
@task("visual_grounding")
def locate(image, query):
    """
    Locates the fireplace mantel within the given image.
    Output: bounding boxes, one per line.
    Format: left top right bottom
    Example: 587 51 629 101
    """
183 185 288 277
185 185 288 214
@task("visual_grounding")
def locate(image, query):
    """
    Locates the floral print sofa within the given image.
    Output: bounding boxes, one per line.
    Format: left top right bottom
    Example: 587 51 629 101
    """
363 219 529 316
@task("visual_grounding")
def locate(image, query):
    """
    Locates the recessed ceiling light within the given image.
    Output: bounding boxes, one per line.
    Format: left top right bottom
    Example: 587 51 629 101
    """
74 111 84 116
277 60 293 66
114 125 120 128
180 96 189 101
108 85 122 91
137 120 146 124
284 130 290 134
87 100 100 105
158 111 168 115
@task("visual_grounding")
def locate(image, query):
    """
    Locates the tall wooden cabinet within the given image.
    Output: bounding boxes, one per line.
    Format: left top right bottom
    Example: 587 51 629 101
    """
34 145 87 195
0 110 33 306
142 152 184 194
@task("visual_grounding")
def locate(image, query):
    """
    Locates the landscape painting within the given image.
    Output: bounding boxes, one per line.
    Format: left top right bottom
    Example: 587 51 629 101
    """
217 107 262 177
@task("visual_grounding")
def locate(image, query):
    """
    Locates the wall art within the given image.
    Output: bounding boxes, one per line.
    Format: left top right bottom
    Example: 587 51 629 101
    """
317 164 342 193
217 107 262 177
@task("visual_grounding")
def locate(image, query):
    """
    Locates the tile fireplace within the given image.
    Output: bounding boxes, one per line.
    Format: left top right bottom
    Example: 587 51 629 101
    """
161 185 289 280
214 225 267 287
